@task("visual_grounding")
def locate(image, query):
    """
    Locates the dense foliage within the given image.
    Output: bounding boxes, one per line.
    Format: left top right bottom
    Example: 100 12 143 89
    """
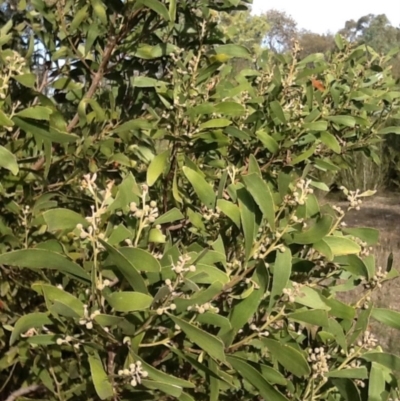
2 1 400 400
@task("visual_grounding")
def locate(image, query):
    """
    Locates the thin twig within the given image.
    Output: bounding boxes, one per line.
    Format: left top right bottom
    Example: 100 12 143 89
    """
5 384 42 401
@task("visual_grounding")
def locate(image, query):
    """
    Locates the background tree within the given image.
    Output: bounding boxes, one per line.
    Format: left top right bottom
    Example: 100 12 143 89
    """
298 30 335 58
263 9 298 52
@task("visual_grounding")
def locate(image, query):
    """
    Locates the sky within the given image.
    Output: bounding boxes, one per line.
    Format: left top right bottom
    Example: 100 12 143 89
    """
252 0 400 35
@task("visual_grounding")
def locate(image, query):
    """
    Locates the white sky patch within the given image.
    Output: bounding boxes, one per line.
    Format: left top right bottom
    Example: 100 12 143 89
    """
251 0 400 34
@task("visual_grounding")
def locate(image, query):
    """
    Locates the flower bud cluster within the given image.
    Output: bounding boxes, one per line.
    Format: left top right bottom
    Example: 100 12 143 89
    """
357 330 378 350
352 237 373 257
253 240 272 259
156 303 176 315
130 199 159 223
355 379 366 388
308 347 331 379
20 328 38 338
332 205 345 216
249 323 270 337
78 305 100 329
342 188 363 210
202 206 220 221
171 254 196 275
363 266 387 289
284 179 314 206
282 282 303 303
187 302 219 314
56 335 81 349
118 361 148 387
96 279 112 291
0 52 26 100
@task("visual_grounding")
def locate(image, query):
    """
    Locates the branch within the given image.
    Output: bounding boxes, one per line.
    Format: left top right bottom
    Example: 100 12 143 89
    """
5 384 42 401
66 7 143 133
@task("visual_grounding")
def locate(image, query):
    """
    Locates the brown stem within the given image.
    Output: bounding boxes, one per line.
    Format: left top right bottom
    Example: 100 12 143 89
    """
5 384 42 401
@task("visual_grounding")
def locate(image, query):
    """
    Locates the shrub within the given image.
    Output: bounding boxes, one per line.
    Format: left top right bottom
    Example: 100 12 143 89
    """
1 1 400 401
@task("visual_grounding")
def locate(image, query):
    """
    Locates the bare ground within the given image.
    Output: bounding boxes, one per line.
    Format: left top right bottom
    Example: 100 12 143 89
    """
328 193 400 353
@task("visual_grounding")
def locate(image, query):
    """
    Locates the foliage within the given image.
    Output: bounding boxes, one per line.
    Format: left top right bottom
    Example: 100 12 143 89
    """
218 8 269 55
1 1 400 401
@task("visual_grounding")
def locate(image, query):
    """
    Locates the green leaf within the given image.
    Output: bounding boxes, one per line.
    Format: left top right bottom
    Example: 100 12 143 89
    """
90 0 107 25
93 314 124 327
196 312 231 330
186 263 229 285
304 121 328 131
32 283 85 317
10 313 53 345
98 239 148 294
214 44 252 60
140 0 170 21
174 281 223 313
149 228 166 243
323 236 361 256
132 352 195 388
294 286 331 310
217 199 241 228
52 77 84 91
13 73 35 88
0 146 19 175
349 305 372 345
154 208 184 225
114 118 153 133
147 150 169 186
342 227 379 246
133 43 177 59
291 215 333 245
335 33 344 50
88 352 114 400
269 247 292 310
106 292 153 312
0 249 90 281
291 144 317 165
131 76 168 88
199 119 232 130
378 126 400 135
331 379 361 401
43 208 88 232
142 380 182 397
256 130 279 155
336 254 369 278
227 357 289 401
237 187 255 260
325 115 356 127
263 339 311 377
214 101 245 116
368 362 386 401
270 101 286 124
183 166 216 209
320 132 341 153
371 308 400 330
0 109 14 127
288 309 329 327
15 106 53 120
70 4 89 30
362 352 400 371
169 315 226 362
230 261 269 340
326 367 368 379
242 173 276 230
13 117 79 143
324 298 355 320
